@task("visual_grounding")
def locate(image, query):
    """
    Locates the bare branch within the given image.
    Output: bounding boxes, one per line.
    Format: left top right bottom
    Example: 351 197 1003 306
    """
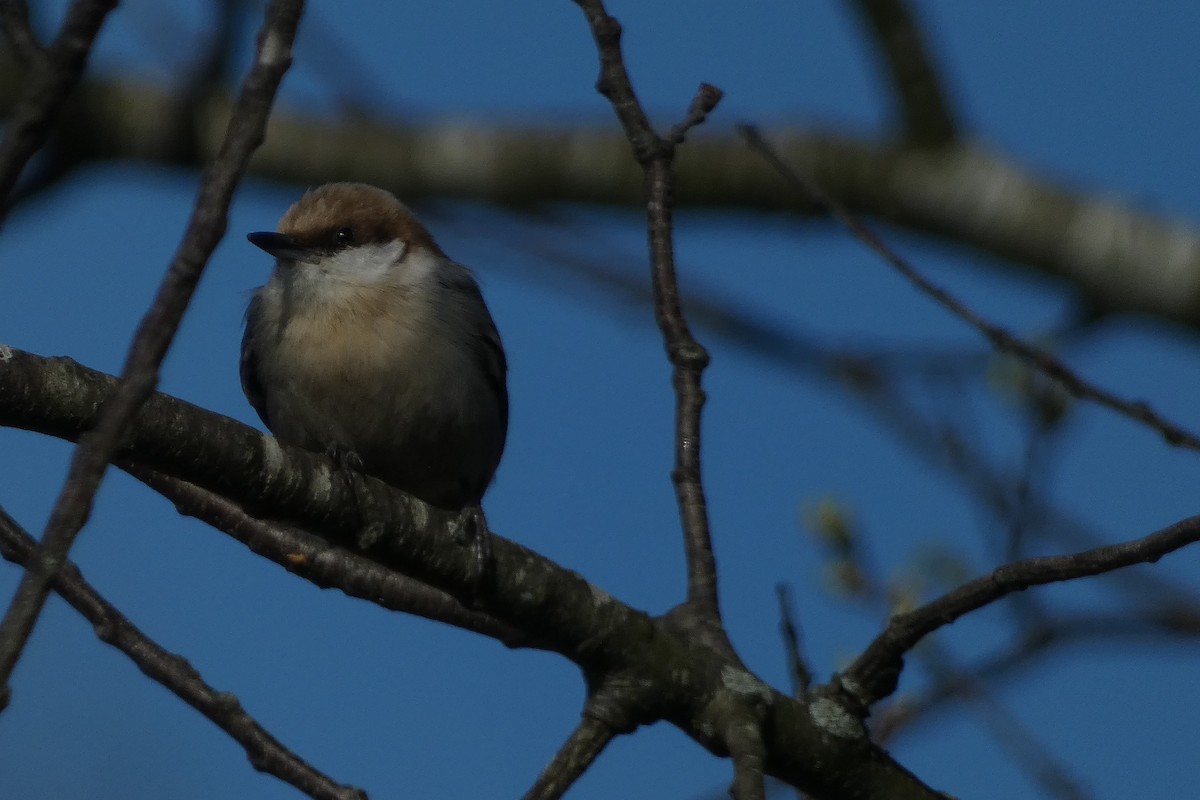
0 0 303 700
127 466 531 648
522 717 616 800
0 345 944 799
727 717 768 800
0 0 42 65
0 0 116 221
739 124 1200 454
845 0 956 145
573 0 723 619
838 513 1200 709
775 584 812 697
877 609 1200 741
917 643 1092 800
4 66 1199 331
667 82 724 145
478 211 1200 636
0 504 365 800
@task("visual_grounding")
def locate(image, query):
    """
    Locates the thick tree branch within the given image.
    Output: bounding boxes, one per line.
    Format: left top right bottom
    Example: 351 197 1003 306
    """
0 505 365 800
4 70 1198 327
0 0 303 701
0 345 942 799
127 467 529 647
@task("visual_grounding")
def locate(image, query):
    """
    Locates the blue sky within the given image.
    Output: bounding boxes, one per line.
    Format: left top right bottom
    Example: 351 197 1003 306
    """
3 2 1200 798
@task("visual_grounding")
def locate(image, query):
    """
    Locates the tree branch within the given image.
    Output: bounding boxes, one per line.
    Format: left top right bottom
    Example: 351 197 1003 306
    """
846 0 956 145
127 467 530 647
740 124 1200 453
0 345 943 799
0 0 42 65
838 513 1200 710
0 0 303 702
776 583 813 697
0 0 116 221
4 68 1199 329
522 717 616 800
573 0 723 620
875 609 1200 741
0 504 365 800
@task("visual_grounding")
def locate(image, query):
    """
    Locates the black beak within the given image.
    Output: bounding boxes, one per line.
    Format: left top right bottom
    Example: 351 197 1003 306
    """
247 231 312 261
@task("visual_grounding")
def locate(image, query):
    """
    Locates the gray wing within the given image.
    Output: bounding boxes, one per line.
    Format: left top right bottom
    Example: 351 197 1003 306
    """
240 294 271 429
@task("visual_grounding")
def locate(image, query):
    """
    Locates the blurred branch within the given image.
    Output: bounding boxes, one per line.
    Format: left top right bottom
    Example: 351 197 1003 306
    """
876 609 1200 742
776 584 813 696
0 504 366 800
810 506 1095 799
838 512 1200 710
0 0 116 224
740 124 1200 453
474 206 1200 630
2 72 1200 329
0 0 42 65
917 641 1092 800
845 0 956 145
0 0 303 703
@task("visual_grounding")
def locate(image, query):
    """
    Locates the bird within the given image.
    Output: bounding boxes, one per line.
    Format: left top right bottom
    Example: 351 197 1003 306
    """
240 182 508 512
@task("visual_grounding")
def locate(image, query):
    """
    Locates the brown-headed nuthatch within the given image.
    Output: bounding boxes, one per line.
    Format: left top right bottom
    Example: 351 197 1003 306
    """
241 183 508 511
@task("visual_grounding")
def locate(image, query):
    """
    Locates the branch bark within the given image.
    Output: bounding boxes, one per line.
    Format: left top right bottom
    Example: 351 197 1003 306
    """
0 344 943 799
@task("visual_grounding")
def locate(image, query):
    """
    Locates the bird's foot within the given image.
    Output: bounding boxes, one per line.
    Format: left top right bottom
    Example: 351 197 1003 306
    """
327 446 386 544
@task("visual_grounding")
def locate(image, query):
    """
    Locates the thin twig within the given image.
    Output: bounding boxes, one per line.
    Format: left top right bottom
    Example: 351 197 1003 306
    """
775 583 812 696
845 0 956 145
0 505 365 800
916 641 1092 800
522 717 617 800
573 0 723 619
820 506 1093 797
739 124 1200 454
839 513 1200 709
0 0 304 699
454 207 1200 642
667 82 724 145
875 610 1200 741
0 0 117 223
128 466 531 648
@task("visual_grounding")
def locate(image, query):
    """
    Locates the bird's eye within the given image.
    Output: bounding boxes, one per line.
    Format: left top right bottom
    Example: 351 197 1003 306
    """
335 227 354 246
